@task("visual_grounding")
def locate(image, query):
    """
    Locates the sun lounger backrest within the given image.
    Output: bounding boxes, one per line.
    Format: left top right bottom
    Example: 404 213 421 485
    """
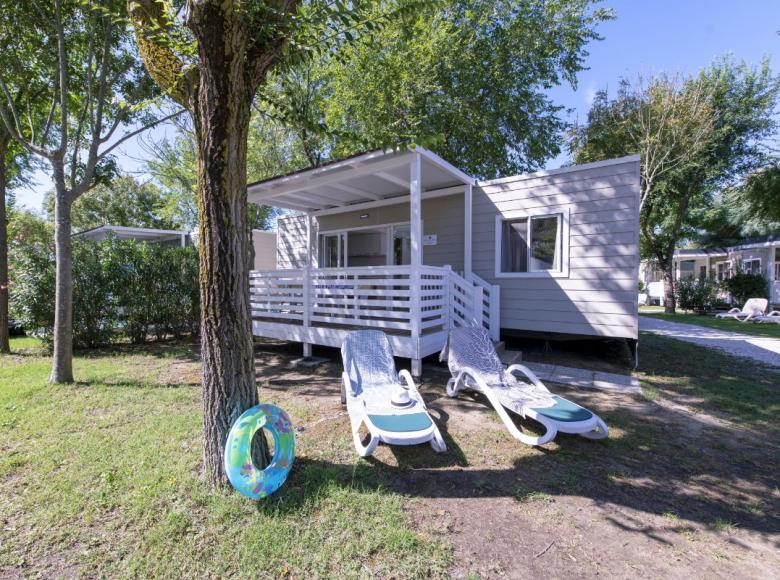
342 330 399 392
442 327 505 385
743 298 768 315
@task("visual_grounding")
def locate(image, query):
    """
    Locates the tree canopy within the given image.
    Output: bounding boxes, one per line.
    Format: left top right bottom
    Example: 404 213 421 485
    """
44 175 177 232
570 57 780 311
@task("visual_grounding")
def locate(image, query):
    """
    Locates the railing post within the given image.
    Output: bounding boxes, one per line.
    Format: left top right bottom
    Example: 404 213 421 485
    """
489 284 500 341
472 284 484 327
443 265 453 331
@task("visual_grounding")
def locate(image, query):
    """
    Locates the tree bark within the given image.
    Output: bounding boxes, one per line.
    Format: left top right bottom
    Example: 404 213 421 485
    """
0 136 9 354
49 165 74 383
662 263 676 314
189 4 260 487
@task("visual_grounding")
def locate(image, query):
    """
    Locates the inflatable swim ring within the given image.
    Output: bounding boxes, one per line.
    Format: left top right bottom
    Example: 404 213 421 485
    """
224 403 295 499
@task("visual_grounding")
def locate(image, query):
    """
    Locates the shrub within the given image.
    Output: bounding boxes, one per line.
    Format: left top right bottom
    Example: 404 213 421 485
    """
675 276 717 313
10 236 199 348
721 272 769 306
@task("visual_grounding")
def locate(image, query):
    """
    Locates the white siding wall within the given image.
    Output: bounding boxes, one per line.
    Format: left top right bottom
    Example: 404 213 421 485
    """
251 230 277 270
472 156 640 340
276 214 309 269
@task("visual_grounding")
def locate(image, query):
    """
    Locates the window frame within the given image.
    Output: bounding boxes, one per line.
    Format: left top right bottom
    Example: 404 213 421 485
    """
742 257 761 275
494 209 570 279
317 221 415 268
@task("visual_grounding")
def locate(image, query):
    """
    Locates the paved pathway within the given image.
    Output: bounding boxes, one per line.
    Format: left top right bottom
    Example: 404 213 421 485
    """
639 316 780 368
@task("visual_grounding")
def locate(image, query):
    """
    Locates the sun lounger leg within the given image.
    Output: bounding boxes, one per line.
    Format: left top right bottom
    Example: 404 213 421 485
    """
352 420 379 457
430 427 447 453
579 416 609 440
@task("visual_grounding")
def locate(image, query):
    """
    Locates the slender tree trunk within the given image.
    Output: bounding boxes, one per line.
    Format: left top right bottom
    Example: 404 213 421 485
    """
50 165 74 383
662 262 676 314
189 5 260 487
0 136 9 354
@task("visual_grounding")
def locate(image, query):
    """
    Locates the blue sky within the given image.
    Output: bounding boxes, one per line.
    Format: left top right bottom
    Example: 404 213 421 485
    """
14 0 780 211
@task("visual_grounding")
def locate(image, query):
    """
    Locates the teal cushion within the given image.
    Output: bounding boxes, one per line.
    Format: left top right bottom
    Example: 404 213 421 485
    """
532 396 593 423
368 412 433 433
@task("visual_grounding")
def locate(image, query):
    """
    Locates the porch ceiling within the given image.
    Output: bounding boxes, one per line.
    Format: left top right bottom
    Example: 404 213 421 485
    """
246 147 474 212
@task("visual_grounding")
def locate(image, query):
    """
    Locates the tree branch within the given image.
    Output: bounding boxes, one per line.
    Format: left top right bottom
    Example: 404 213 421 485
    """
97 109 186 163
127 0 197 109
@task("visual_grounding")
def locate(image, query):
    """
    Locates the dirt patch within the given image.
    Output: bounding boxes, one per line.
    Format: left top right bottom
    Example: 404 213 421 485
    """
254 340 780 579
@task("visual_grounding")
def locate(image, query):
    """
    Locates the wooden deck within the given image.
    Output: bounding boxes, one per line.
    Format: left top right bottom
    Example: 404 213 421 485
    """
249 265 499 372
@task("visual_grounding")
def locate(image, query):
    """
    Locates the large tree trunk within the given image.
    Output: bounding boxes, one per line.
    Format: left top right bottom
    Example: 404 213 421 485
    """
189 6 259 487
50 169 74 383
0 136 9 354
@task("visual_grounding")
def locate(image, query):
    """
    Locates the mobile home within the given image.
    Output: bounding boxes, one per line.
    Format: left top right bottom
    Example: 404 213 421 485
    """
247 148 640 374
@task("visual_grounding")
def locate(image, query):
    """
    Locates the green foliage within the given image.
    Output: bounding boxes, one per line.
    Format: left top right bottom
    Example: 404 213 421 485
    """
261 0 614 179
721 272 769 306
570 57 780 313
675 276 717 313
10 237 199 347
43 175 178 232
146 129 279 230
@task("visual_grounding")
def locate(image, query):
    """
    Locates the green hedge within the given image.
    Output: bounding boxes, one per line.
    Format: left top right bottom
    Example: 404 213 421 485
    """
10 237 199 348
721 272 769 306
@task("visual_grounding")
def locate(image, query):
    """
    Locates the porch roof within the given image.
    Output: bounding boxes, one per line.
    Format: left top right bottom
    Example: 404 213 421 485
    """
246 147 474 212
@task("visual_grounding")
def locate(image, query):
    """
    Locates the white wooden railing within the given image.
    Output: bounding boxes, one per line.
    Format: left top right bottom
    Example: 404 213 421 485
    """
250 265 499 339
467 272 501 341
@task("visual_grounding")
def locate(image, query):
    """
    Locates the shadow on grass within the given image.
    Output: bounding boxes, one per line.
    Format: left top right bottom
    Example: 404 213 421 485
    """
636 332 780 430
250 337 779 547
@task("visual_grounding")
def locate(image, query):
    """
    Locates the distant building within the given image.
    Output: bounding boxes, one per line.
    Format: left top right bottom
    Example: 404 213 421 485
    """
73 225 192 247
640 235 780 305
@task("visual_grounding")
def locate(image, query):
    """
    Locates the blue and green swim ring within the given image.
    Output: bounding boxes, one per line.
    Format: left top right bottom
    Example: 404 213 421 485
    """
224 404 295 499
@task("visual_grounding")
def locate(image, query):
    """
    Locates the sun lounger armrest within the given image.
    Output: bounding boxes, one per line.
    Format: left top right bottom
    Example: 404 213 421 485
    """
767 310 780 317
727 308 740 314
506 364 550 390
398 369 427 409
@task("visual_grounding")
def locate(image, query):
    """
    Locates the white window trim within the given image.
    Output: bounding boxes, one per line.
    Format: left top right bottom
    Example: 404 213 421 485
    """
494 209 570 279
318 221 417 268
742 257 761 274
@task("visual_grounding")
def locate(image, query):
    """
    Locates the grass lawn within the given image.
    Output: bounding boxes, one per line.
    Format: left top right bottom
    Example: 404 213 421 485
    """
639 306 780 339
1 334 778 578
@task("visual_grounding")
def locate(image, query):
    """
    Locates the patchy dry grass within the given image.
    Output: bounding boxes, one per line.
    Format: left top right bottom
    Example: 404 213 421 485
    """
0 338 449 578
1 333 778 578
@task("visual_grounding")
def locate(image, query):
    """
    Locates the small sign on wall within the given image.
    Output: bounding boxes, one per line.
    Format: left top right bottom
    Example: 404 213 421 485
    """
423 234 438 246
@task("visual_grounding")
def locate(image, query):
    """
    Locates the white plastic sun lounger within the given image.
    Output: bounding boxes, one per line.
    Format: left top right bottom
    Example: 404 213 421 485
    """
341 330 447 457
715 298 768 322
440 327 608 446
754 310 780 324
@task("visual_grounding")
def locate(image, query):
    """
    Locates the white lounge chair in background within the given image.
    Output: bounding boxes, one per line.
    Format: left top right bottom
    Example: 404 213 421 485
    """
754 310 780 324
440 327 608 446
715 298 768 322
341 330 447 457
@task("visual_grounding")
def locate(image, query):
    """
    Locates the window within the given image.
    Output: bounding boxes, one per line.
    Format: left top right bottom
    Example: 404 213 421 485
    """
318 223 412 267
679 260 696 279
775 248 780 280
742 258 761 275
346 229 387 267
700 265 707 278
496 212 567 277
717 262 731 282
319 233 345 268
392 225 412 265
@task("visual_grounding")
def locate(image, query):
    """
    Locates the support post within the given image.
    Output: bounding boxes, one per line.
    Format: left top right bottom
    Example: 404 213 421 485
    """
410 153 422 339
464 183 472 276
410 154 422 377
303 213 313 358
